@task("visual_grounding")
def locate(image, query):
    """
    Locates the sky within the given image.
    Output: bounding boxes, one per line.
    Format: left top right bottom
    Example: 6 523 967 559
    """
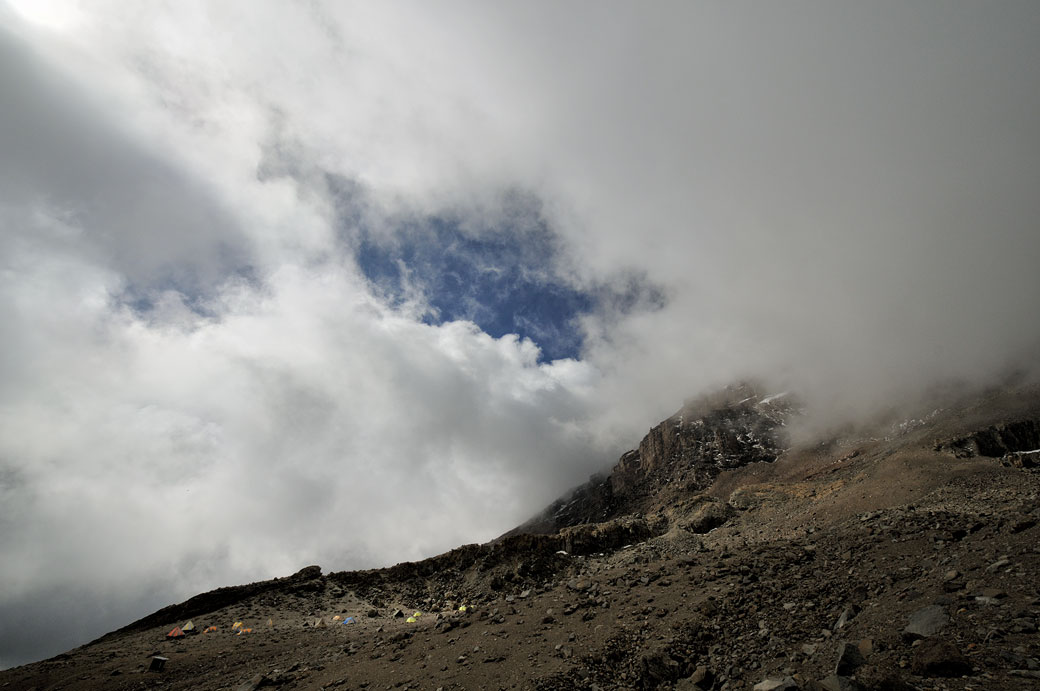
2 0 1039 669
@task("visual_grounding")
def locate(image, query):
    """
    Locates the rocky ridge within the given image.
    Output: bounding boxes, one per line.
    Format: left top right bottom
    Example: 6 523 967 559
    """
509 383 794 536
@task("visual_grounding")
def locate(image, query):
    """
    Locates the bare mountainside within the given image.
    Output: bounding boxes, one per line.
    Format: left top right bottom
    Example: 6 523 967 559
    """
3 382 1040 691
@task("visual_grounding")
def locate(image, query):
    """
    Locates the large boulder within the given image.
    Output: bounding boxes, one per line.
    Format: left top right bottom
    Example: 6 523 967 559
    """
904 605 948 639
754 677 799 691
677 496 735 533
911 639 973 677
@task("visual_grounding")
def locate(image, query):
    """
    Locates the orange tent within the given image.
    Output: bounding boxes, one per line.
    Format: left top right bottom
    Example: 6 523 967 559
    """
166 627 185 639
203 626 218 633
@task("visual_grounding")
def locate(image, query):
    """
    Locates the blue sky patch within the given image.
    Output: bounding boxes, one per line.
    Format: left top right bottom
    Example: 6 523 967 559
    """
357 213 592 362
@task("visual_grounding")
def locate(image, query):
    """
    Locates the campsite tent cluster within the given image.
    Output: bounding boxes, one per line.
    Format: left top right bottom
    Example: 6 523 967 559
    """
165 620 227 639
165 619 268 639
163 605 470 640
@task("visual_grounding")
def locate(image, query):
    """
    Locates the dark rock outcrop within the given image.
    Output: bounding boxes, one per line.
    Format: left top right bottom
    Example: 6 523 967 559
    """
507 383 794 537
939 419 1040 458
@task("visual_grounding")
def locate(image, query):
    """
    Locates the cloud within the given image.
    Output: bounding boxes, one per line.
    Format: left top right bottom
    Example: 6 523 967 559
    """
1 14 610 665
3 0 1040 668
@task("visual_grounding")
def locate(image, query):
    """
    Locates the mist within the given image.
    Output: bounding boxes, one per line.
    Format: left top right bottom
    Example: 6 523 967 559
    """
2 0 1039 668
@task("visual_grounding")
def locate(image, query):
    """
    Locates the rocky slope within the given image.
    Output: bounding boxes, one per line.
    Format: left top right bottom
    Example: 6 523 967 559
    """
3 382 1040 691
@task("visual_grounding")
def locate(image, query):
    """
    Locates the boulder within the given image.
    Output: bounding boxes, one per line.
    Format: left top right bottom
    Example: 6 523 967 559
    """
686 665 713 689
638 649 681 686
911 639 972 677
834 605 858 630
678 497 735 534
815 675 864 691
834 641 865 675
904 605 948 639
235 674 273 691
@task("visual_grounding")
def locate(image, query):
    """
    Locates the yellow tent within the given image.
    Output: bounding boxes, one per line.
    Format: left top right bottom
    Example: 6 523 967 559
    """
232 621 243 630
406 616 417 623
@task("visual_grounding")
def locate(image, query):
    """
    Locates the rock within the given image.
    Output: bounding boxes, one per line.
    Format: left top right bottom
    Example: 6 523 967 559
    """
834 605 858 630
235 674 273 691
1011 617 1038 633
853 668 917 691
567 578 591 592
1011 519 1036 533
679 496 736 533
910 638 973 677
639 650 681 685
687 665 713 689
753 677 798 691
904 605 948 639
816 675 864 691
834 641 865 675
942 569 964 591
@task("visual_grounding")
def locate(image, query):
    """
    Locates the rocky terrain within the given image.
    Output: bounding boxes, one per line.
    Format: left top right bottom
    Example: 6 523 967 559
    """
3 381 1040 691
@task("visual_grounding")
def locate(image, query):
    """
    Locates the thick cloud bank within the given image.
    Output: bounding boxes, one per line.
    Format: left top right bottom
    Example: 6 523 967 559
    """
2 0 1040 668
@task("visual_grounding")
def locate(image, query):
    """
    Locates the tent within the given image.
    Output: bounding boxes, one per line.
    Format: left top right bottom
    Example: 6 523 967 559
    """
166 627 185 639
232 621 243 630
458 605 467 612
332 615 342 622
406 617 416 623
182 620 195 632
203 626 218 633
343 617 356 624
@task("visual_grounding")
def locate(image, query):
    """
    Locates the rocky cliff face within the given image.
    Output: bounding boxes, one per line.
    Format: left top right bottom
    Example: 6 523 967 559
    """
939 419 1040 459
509 383 796 536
